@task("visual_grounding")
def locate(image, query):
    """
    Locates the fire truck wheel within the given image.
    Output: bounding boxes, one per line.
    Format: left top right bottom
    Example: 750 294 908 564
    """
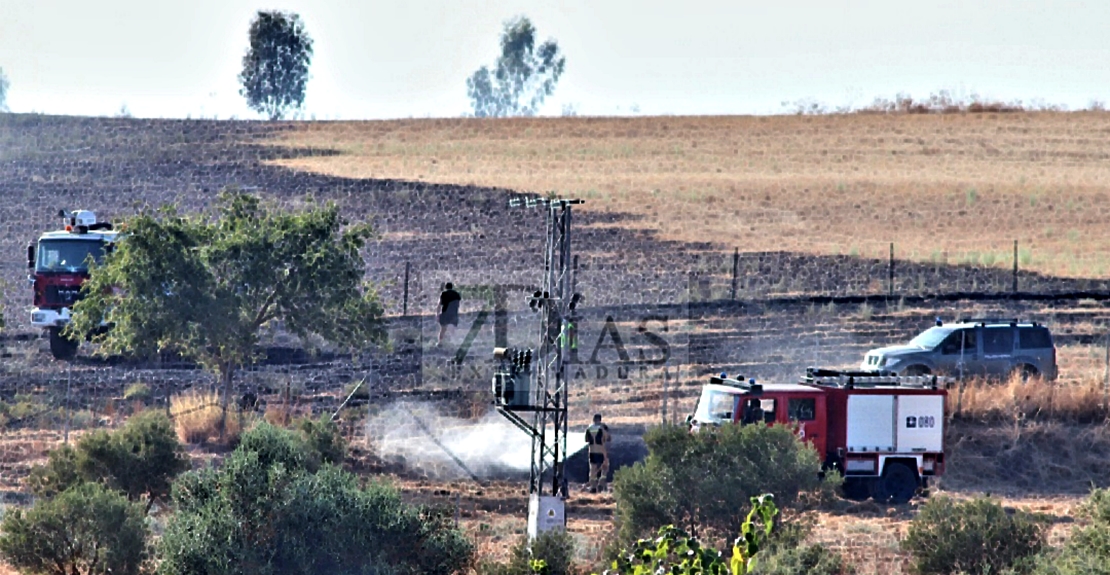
872 463 918 504
840 478 872 501
48 328 79 360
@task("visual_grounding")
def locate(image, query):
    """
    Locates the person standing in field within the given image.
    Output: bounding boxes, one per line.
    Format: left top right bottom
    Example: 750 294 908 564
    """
437 282 461 346
585 413 612 493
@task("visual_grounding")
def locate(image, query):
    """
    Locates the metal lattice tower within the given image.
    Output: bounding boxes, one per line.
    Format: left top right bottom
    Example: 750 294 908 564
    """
495 196 582 499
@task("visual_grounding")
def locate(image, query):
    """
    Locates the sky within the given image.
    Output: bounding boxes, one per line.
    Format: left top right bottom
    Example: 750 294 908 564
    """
1 0 1108 120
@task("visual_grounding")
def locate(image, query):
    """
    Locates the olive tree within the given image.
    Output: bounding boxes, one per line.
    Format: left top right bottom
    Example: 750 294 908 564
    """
0 482 149 575
239 10 313 120
157 423 473 575
70 191 385 429
466 16 565 117
0 67 10 112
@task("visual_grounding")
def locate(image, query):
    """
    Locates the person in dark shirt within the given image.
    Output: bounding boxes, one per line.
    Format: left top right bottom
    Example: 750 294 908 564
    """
437 282 461 346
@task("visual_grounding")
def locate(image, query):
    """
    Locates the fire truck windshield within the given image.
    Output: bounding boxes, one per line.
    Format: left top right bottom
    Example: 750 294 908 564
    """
694 388 739 424
36 239 105 273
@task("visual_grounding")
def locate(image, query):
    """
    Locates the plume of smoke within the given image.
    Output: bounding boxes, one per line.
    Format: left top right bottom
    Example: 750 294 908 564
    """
367 401 579 480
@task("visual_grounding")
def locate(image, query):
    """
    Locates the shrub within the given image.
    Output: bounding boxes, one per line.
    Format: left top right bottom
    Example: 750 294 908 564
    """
751 544 852 575
612 423 822 542
902 496 1047 575
0 482 149 575
124 382 153 403
27 411 189 510
297 414 347 466
170 388 246 444
481 530 577 575
157 422 473 575
1033 488 1110 574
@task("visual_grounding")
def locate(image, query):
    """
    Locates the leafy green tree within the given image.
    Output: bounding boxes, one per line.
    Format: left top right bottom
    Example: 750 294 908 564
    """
612 423 822 543
467 16 565 117
0 67 9 112
70 192 385 429
27 411 189 511
238 10 313 120
0 482 149 575
157 422 473 575
902 496 1047 575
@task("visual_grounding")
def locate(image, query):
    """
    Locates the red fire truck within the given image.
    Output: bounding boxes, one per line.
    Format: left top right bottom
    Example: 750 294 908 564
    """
689 367 947 504
27 210 119 360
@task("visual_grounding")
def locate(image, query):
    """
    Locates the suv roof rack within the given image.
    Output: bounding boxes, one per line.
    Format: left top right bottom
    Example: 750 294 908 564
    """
802 366 947 390
955 317 1039 326
708 375 763 394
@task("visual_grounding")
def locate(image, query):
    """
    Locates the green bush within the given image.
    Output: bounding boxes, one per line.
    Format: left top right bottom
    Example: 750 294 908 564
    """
481 530 577 575
1033 488 1110 575
902 496 1047 575
297 414 347 466
124 383 153 403
157 421 473 575
751 543 852 575
612 423 822 542
27 410 189 510
0 482 149 575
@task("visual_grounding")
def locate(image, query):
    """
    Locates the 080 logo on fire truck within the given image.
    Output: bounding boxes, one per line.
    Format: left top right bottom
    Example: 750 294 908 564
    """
905 415 936 429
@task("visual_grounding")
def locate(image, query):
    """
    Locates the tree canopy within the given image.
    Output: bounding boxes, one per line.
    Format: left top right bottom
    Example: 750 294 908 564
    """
239 10 314 120
0 67 9 112
466 16 565 117
70 191 385 418
157 423 474 575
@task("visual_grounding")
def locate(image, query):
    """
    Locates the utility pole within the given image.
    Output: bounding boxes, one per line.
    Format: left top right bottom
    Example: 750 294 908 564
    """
492 195 582 539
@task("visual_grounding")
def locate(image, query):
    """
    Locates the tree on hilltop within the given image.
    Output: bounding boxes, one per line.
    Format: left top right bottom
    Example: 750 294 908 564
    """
69 191 386 434
239 10 314 120
0 67 10 112
467 16 565 117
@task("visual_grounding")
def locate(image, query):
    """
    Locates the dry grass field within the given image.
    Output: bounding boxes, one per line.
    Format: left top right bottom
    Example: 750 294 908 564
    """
273 113 1110 278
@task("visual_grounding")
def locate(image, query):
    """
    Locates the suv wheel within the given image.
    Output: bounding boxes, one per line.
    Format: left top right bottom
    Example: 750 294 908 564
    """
1014 364 1040 383
902 365 931 376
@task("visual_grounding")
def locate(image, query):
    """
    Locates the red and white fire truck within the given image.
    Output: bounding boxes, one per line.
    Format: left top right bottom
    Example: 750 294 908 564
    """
27 210 119 360
689 367 948 504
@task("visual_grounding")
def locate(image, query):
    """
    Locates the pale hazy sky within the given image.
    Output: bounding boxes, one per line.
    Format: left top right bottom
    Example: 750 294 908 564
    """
1 0 1108 119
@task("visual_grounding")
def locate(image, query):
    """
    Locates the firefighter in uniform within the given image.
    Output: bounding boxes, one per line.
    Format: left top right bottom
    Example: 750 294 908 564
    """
585 413 612 493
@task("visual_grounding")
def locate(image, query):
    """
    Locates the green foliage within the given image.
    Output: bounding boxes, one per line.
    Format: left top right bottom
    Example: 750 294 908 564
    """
612 423 822 542
481 530 577 575
0 482 149 575
297 414 347 466
157 421 473 575
27 411 189 509
70 192 386 411
749 543 851 575
238 11 314 120
902 496 1047 575
0 66 8 113
124 382 153 403
601 496 780 575
467 16 565 117
1033 488 1110 575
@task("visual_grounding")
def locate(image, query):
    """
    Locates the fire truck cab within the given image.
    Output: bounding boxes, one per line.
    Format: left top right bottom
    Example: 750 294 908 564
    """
690 368 947 504
27 210 118 359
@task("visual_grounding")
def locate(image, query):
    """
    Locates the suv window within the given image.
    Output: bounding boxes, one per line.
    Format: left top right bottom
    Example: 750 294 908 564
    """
1019 326 1053 349
982 327 1015 355
788 398 816 421
939 329 977 355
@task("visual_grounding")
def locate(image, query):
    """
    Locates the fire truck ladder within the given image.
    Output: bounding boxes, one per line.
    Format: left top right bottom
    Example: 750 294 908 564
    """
494 196 582 498
803 367 949 389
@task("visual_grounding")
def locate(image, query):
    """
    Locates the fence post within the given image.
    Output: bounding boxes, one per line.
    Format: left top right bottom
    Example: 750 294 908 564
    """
888 242 894 298
730 248 739 301
1012 240 1018 294
1103 333 1109 413
402 261 411 316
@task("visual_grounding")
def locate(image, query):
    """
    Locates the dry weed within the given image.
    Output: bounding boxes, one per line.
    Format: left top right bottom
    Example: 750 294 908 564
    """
170 389 249 445
950 374 1108 423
